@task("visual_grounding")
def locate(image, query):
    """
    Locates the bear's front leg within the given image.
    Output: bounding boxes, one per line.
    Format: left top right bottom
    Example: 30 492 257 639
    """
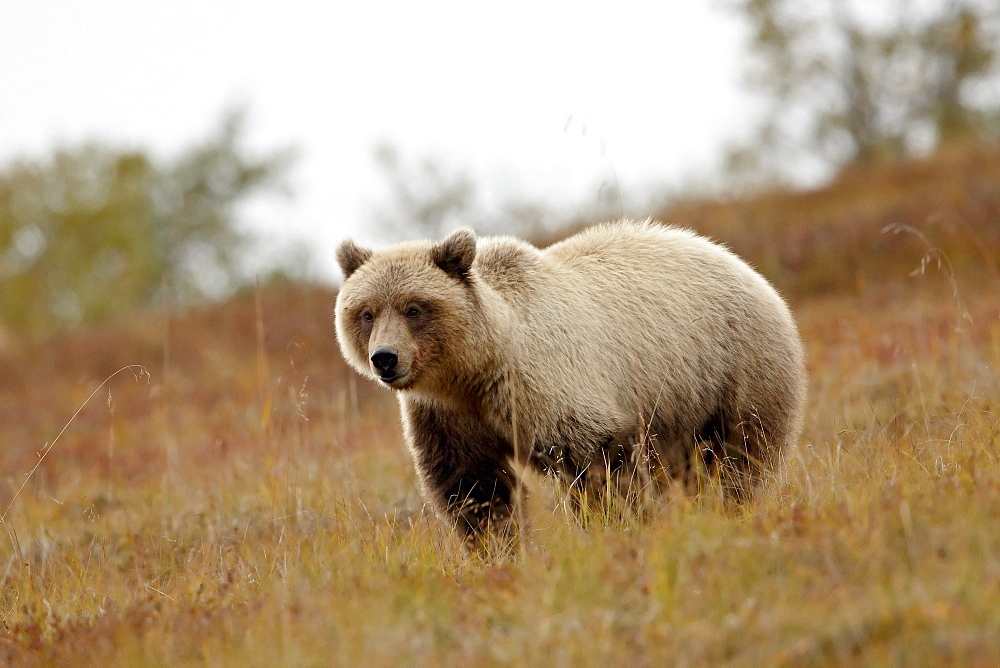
401 399 520 543
435 456 521 542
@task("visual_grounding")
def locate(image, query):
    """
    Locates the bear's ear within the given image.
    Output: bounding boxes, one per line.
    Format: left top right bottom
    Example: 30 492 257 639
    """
432 228 476 279
336 239 373 279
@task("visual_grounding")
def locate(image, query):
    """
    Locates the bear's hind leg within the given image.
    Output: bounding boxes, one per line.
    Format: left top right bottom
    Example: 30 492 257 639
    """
693 408 779 502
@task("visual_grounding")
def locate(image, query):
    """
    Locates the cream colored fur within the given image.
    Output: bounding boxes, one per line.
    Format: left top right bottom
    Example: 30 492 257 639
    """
335 220 807 540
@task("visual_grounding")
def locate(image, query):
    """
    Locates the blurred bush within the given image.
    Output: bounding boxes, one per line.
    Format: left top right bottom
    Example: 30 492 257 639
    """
727 0 1000 187
0 111 292 333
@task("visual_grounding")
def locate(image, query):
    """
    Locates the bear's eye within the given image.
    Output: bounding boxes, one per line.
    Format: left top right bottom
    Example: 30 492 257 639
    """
361 310 374 322
405 306 421 319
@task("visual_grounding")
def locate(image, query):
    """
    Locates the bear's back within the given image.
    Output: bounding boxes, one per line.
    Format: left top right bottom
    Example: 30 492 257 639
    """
473 220 802 436
545 219 735 275
471 219 788 332
472 235 545 302
473 220 743 298
539 220 774 312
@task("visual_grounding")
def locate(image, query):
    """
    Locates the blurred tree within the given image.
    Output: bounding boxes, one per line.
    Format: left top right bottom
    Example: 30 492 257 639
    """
368 142 554 242
368 141 634 244
0 111 292 332
370 142 481 240
921 5 998 142
727 0 1000 185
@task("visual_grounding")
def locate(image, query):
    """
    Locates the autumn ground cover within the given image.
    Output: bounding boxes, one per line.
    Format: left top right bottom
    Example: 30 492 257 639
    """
0 146 998 665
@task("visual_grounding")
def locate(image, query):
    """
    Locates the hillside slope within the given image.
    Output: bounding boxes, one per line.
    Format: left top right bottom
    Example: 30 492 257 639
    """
547 142 1000 301
0 146 998 665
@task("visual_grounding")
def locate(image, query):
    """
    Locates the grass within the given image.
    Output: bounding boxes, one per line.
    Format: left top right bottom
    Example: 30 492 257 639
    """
1 146 999 665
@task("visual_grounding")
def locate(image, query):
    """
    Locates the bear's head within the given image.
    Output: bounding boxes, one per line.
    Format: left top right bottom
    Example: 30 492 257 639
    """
334 228 478 392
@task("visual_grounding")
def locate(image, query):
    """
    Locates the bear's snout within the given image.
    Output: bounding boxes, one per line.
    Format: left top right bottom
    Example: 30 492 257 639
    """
370 347 399 377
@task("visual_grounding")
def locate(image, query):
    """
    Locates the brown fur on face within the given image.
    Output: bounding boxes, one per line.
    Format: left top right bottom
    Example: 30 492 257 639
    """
335 231 480 393
334 220 807 545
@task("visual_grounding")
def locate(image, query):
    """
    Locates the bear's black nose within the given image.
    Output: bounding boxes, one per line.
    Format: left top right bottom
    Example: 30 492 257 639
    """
370 347 399 374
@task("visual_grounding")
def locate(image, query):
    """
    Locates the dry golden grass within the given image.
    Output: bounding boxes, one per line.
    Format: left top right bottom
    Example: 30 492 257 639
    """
1 146 999 665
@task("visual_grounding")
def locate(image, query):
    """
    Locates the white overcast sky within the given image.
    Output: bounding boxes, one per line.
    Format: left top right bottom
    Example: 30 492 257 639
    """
1 0 751 279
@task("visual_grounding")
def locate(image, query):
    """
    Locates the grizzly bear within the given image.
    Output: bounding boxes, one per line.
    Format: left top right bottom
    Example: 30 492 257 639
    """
335 220 806 540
